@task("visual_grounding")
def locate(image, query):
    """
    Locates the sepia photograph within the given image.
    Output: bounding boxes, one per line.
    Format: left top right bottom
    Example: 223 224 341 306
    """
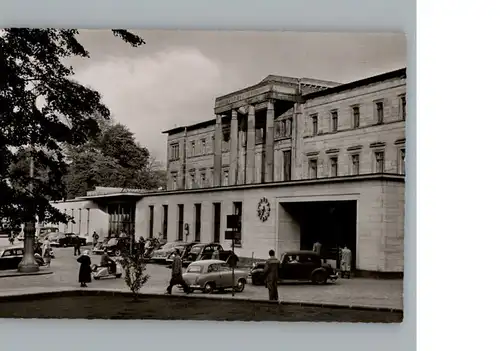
0 29 406 323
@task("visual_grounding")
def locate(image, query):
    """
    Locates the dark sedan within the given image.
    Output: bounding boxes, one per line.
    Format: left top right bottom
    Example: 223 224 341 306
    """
57 233 87 248
0 245 24 270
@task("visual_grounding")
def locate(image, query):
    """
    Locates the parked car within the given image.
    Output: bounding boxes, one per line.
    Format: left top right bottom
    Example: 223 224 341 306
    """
249 250 338 285
182 260 248 294
164 242 197 266
57 233 87 248
0 245 24 270
166 243 233 268
149 242 182 263
104 237 132 257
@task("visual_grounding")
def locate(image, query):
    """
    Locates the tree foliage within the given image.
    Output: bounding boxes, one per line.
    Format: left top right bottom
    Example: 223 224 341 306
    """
119 248 150 301
0 28 145 226
63 122 167 199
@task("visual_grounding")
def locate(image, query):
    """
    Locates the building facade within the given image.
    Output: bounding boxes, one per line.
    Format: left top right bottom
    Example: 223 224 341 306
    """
52 68 406 275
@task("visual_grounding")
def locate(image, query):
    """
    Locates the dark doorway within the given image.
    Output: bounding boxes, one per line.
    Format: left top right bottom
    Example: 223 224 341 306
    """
213 203 221 243
282 200 357 270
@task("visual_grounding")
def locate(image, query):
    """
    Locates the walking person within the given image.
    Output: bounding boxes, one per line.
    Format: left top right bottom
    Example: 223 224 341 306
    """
262 249 280 301
73 237 81 256
8 230 14 245
43 246 52 267
92 231 99 248
165 249 190 295
77 250 92 287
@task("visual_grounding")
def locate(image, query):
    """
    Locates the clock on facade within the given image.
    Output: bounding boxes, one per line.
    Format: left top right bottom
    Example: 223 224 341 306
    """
257 197 271 222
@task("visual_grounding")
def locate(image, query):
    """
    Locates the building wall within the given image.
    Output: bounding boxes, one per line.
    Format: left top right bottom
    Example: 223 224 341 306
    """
135 178 404 272
50 200 109 239
166 75 406 189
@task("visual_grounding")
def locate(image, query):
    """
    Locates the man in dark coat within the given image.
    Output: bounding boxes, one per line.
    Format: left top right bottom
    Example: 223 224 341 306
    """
77 250 92 287
262 249 280 301
166 250 190 294
74 237 81 256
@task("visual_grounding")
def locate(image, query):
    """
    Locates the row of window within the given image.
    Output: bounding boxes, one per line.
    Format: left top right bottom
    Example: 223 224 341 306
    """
148 202 243 246
169 136 216 161
310 94 406 136
306 147 406 179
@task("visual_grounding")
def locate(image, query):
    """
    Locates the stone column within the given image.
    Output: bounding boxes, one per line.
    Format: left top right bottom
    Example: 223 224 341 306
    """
229 110 238 185
213 114 222 186
265 100 275 182
246 105 256 184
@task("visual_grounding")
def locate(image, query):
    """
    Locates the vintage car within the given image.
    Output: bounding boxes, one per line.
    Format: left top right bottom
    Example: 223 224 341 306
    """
104 237 132 256
249 250 338 285
164 242 197 266
149 242 183 263
0 245 24 270
168 243 234 267
56 233 87 248
182 260 248 294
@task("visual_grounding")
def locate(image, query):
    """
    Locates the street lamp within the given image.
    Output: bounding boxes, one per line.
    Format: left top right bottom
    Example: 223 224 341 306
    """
18 148 40 273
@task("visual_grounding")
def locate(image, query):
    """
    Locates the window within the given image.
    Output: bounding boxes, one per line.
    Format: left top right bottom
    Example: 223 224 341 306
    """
352 106 360 128
171 172 178 190
400 95 406 120
375 101 384 124
283 150 292 181
194 203 201 242
177 204 184 241
191 141 196 156
213 203 221 243
375 151 385 173
331 110 338 132
351 154 360 175
233 202 243 247
190 172 196 189
223 169 229 186
148 205 154 239
162 205 168 240
399 148 406 175
311 114 318 135
210 169 214 186
201 139 206 154
309 159 318 179
200 171 206 187
170 143 180 160
330 156 338 177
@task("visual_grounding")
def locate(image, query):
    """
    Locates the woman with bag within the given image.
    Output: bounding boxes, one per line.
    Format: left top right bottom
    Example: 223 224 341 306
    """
77 250 92 287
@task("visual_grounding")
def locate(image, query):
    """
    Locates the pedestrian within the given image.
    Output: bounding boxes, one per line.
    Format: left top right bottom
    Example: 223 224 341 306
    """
77 250 92 287
262 249 280 301
138 236 146 255
73 236 81 256
92 231 99 248
43 245 52 267
312 241 322 255
340 245 352 279
165 249 190 295
42 238 51 257
8 230 14 245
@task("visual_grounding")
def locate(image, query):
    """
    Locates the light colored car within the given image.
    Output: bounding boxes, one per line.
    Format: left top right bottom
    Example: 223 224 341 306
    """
182 260 248 294
149 242 179 263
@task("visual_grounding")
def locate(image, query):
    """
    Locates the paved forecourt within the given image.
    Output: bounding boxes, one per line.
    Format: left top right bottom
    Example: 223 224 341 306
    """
0 245 403 310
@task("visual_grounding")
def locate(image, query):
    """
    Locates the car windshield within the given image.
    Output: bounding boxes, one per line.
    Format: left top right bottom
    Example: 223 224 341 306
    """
187 265 202 273
162 243 176 250
107 238 118 246
190 246 202 254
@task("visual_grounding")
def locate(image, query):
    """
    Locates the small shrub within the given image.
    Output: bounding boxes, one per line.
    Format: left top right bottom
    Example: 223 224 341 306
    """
119 248 150 300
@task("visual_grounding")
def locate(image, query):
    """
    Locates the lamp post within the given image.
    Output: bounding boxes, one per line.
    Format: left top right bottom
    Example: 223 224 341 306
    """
18 151 40 273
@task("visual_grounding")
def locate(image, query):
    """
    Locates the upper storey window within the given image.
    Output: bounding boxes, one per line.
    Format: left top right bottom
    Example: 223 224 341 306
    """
352 106 360 129
170 143 180 160
311 114 318 136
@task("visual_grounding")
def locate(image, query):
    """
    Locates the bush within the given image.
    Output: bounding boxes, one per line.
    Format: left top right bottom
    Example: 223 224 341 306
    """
119 248 150 300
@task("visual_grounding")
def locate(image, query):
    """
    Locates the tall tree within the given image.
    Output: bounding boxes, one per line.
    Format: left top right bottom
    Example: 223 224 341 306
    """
0 29 145 227
63 122 166 199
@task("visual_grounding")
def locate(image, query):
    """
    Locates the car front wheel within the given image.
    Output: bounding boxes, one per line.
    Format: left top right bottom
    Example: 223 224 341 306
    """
203 282 216 294
312 271 328 285
236 279 246 292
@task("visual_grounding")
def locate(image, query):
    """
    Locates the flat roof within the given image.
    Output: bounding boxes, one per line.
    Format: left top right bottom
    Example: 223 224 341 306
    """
162 68 406 136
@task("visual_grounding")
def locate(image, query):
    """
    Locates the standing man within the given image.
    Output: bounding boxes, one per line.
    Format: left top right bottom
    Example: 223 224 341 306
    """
166 249 190 295
73 236 81 256
312 241 322 255
262 249 280 301
92 231 99 248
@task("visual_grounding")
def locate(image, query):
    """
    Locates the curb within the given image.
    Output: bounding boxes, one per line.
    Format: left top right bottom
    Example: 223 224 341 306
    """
0 271 54 279
0 289 403 313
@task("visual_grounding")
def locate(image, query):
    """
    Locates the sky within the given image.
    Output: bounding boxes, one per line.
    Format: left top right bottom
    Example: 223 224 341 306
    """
70 30 406 164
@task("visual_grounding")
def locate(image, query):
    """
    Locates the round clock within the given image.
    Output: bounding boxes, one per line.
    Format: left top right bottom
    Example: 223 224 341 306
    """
257 197 271 222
